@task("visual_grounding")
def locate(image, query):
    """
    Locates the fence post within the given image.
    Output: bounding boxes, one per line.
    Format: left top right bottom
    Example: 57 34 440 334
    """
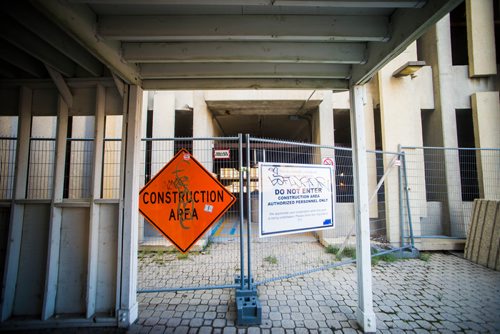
398 146 406 248
401 152 415 248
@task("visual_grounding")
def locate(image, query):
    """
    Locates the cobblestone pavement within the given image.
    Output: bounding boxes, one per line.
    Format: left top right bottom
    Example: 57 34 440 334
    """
131 252 500 333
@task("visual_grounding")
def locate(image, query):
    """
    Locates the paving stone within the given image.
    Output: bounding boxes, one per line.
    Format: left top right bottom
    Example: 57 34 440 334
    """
198 326 212 334
281 319 295 329
174 326 190 334
213 319 226 328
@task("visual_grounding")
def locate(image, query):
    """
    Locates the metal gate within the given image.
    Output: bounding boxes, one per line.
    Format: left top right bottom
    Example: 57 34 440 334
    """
135 135 413 324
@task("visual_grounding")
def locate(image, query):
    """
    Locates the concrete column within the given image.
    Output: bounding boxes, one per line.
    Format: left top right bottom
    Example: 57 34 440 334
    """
0 87 32 321
350 85 376 333
466 0 497 77
313 91 337 245
192 91 216 172
86 85 106 318
117 85 142 327
151 91 176 175
378 44 426 246
42 97 68 320
420 16 464 237
472 92 500 199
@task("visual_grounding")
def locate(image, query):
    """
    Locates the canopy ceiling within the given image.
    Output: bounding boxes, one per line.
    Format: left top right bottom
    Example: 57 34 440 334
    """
0 0 462 90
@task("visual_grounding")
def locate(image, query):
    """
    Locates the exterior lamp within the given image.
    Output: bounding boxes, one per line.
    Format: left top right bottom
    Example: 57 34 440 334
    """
392 61 426 78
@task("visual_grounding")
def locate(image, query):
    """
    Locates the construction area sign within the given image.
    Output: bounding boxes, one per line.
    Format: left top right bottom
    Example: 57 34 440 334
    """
259 162 335 237
139 149 236 253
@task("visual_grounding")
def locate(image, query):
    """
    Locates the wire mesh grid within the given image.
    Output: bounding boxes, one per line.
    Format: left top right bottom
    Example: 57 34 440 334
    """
401 147 500 239
65 139 94 199
248 138 351 284
0 138 17 200
102 139 122 199
26 138 56 199
137 137 242 291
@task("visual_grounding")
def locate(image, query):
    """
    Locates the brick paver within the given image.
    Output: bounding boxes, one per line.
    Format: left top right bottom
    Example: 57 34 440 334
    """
130 252 500 333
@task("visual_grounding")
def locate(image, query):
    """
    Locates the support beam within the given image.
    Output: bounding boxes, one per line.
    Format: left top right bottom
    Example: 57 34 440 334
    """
123 42 367 64
42 97 68 320
33 0 141 85
45 65 74 108
69 0 425 7
0 43 47 78
0 17 76 77
274 0 425 7
351 0 463 84
142 78 349 90
140 63 351 79
99 15 389 42
0 87 32 321
117 85 142 327
86 85 106 318
112 72 125 98
4 2 103 77
350 85 376 333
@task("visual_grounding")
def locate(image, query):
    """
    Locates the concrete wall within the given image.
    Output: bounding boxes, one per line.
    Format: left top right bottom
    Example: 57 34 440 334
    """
13 204 50 316
0 80 132 327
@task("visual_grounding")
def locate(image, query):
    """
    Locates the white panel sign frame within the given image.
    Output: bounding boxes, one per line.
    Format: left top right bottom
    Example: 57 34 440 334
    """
258 162 335 238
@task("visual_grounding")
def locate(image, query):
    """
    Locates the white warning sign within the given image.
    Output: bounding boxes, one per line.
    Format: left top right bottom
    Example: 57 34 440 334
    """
258 162 335 237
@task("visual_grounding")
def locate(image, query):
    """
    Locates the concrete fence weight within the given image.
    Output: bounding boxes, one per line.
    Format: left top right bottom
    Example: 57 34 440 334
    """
464 199 500 271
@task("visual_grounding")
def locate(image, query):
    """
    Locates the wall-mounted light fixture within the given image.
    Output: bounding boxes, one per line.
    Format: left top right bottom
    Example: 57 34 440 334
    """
392 61 426 78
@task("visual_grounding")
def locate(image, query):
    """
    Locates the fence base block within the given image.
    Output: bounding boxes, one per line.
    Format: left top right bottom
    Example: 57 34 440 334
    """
235 290 262 326
234 276 261 326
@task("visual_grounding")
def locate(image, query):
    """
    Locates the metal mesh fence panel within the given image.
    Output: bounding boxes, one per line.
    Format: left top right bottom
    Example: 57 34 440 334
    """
102 139 122 199
401 147 500 239
137 137 242 291
0 138 16 200
26 138 56 199
248 138 338 285
65 139 94 199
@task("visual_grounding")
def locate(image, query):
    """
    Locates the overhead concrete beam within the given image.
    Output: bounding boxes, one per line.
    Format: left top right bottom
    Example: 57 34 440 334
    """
4 2 103 77
99 15 390 42
69 0 425 7
0 17 76 77
0 43 47 78
33 0 141 85
350 0 463 85
139 63 351 79
123 42 367 64
142 78 349 90
274 0 425 7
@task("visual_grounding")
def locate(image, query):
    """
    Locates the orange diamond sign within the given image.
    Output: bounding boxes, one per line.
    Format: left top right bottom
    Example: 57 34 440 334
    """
139 149 236 253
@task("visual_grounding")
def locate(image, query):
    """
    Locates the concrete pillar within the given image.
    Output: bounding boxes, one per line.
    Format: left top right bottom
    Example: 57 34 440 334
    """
117 85 143 327
378 44 426 246
466 0 497 77
420 15 464 237
350 85 376 333
472 92 500 199
192 91 216 172
0 87 32 321
151 91 176 175
313 91 337 245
